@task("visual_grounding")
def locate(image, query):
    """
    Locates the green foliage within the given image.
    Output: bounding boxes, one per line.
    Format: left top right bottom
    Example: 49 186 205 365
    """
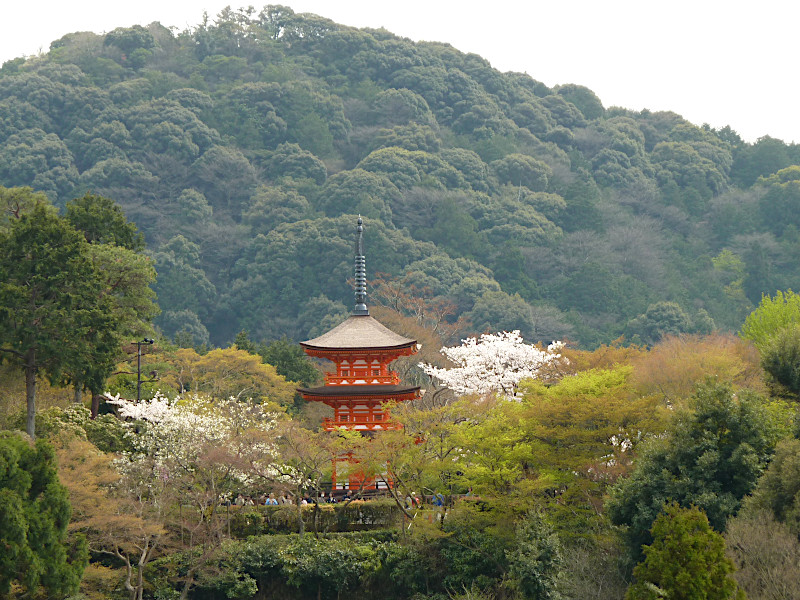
258 336 320 387
625 503 743 600
507 511 564 600
491 153 552 192
467 291 539 341
740 289 800 350
319 168 399 220
31 404 130 453
732 135 792 188
625 301 694 346
207 532 390 600
556 83 604 120
438 501 516 592
760 324 800 397
205 503 561 600
760 180 800 234
104 25 155 55
243 185 311 232
152 235 216 322
228 501 401 536
0 128 79 203
0 197 116 436
267 142 327 184
65 192 144 249
607 380 780 562
0 5 796 352
747 437 800 534
0 433 87 596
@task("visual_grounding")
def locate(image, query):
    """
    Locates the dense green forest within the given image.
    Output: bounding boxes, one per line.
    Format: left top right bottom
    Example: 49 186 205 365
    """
2 5 799 348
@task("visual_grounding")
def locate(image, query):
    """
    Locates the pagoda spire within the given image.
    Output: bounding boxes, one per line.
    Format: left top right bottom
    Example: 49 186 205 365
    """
353 216 369 315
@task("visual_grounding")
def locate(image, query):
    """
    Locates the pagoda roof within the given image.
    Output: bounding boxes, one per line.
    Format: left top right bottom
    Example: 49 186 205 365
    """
297 384 420 398
301 314 417 351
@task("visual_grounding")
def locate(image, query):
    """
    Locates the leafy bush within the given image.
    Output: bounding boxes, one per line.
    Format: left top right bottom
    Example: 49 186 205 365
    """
228 500 402 536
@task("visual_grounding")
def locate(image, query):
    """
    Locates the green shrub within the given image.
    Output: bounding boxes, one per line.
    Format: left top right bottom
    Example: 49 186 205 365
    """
228 500 401 537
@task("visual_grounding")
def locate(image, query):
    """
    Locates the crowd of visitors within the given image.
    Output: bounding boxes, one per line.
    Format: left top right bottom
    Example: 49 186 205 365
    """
230 491 354 506
229 488 474 509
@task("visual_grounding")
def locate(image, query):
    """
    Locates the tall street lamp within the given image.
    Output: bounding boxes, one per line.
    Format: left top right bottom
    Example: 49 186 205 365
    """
136 338 154 402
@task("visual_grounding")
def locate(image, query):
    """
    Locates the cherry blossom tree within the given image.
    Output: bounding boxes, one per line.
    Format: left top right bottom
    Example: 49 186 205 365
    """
109 392 284 480
107 392 290 597
420 330 566 398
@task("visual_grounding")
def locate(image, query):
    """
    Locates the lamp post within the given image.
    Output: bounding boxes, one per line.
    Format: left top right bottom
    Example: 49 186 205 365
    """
136 338 154 402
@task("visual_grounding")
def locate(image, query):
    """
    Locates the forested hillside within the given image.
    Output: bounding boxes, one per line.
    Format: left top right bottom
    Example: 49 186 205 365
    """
2 5 799 347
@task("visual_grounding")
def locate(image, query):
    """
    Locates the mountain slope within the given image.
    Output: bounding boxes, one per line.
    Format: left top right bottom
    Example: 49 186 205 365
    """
1 6 799 347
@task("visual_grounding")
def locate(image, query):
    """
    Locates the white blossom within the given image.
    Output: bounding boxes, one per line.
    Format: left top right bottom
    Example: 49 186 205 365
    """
420 330 566 399
108 391 288 485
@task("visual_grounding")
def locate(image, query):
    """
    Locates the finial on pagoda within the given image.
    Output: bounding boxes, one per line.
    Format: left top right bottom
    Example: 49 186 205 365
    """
353 216 369 315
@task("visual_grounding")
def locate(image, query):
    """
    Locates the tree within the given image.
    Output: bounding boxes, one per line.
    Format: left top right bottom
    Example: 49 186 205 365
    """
56 435 167 600
607 380 781 561
629 333 764 406
759 179 800 237
556 83 604 120
731 135 791 188
519 366 661 494
0 433 87 596
415 193 487 259
540 94 588 129
273 421 344 534
243 185 310 232
741 289 800 350
491 153 552 192
760 324 800 397
507 511 564 600
0 185 50 231
0 128 80 203
64 193 158 406
152 235 217 322
104 25 155 56
108 392 286 597
421 330 566 398
160 346 296 406
625 302 693 346
0 200 115 437
318 168 398 220
625 503 743 600
371 87 435 127
190 145 258 213
466 291 540 341
255 335 320 387
725 509 800 600
267 142 327 185
65 192 145 250
746 437 800 533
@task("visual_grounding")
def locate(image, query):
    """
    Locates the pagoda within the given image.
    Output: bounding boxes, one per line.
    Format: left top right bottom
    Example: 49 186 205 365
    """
297 217 419 489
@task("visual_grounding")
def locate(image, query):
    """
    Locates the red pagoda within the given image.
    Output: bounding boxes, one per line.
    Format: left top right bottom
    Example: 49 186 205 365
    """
297 217 419 489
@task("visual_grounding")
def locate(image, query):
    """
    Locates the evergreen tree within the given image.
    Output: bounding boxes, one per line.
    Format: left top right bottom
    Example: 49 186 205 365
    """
0 199 116 437
507 511 564 600
0 433 87 596
626 503 743 600
607 380 778 561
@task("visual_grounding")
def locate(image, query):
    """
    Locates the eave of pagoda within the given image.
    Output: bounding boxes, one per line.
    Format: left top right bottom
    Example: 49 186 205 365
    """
297 385 420 404
300 344 417 361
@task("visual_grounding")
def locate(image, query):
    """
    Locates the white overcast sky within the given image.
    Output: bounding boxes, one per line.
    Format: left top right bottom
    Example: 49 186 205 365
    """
1 0 796 144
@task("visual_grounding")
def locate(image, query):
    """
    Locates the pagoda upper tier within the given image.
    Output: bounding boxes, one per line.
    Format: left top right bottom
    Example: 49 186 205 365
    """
297 217 420 439
300 315 418 386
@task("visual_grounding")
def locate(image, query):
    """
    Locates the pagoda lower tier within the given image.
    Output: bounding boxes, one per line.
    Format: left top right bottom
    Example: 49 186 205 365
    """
297 384 419 431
